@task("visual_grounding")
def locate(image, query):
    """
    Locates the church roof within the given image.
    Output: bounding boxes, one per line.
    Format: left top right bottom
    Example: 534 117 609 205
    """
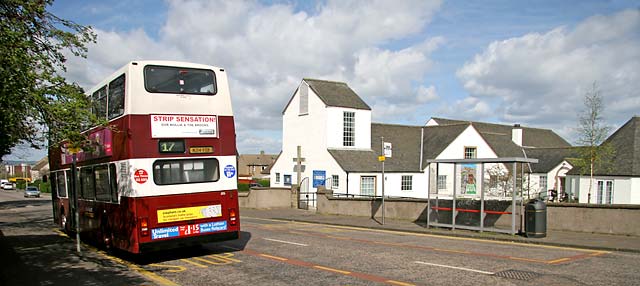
282 79 371 114
329 123 422 172
305 79 371 110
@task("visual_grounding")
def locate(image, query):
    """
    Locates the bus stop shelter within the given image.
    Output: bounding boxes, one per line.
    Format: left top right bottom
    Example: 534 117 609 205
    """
426 157 538 235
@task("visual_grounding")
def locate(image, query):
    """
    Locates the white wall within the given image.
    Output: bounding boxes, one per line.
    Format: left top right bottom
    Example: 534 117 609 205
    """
572 175 635 204
270 81 356 198
326 107 371 150
436 126 497 159
631 178 640 204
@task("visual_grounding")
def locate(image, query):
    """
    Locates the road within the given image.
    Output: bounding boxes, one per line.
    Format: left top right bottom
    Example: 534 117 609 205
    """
1 190 639 285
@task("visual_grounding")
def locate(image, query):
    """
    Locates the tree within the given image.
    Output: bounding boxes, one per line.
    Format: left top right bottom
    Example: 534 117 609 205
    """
0 0 98 161
575 83 614 203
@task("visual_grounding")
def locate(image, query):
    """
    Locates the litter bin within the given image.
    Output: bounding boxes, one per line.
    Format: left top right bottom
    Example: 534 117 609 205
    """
525 199 546 238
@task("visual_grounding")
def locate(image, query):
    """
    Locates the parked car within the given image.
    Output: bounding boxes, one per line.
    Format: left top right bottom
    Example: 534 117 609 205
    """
2 182 13 190
24 186 40 198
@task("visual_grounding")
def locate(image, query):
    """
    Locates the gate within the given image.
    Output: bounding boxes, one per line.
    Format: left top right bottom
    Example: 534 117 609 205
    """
297 177 316 210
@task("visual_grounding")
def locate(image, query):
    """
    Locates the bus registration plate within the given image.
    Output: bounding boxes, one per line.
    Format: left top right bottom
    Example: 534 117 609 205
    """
189 146 214 154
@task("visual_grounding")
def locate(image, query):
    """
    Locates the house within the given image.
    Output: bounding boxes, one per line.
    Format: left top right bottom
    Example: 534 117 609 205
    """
238 151 277 179
566 116 640 204
269 79 571 206
522 147 581 200
31 157 49 181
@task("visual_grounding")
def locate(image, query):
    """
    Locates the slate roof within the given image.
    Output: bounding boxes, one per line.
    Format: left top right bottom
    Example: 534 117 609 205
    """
421 124 468 161
329 123 422 172
305 79 371 110
430 118 571 148
524 147 582 173
283 79 371 113
567 116 640 176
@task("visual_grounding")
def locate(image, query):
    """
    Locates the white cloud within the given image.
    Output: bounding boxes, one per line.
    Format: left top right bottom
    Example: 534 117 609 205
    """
61 0 443 153
456 9 640 142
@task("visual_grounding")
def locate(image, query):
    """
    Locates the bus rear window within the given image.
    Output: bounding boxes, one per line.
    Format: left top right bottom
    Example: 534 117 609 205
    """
144 65 216 95
153 158 220 185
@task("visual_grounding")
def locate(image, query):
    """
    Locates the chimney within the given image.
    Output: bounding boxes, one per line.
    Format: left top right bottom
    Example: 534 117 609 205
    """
512 124 522 146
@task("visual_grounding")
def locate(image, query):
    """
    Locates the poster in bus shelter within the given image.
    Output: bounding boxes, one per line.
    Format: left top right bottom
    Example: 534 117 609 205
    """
61 128 113 164
460 164 477 195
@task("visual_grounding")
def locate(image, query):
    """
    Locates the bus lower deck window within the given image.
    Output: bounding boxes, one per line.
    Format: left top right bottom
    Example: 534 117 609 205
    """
153 158 220 185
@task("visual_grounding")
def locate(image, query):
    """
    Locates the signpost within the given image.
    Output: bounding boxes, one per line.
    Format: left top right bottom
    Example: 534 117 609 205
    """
380 138 392 225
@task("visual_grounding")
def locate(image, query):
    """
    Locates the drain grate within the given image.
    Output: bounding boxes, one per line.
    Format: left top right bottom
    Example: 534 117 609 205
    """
493 269 541 281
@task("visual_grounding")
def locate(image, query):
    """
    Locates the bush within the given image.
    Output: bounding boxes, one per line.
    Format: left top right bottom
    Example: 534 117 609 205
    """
257 179 270 187
238 183 250 192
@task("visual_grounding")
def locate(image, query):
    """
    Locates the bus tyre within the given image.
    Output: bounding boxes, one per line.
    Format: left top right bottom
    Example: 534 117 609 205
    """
60 213 70 233
101 222 113 250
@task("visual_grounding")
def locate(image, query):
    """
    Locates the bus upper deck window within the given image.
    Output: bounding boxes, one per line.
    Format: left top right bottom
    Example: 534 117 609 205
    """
144 65 216 95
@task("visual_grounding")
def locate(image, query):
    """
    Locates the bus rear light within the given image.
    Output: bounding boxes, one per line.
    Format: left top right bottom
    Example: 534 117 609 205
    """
229 208 237 226
140 217 149 237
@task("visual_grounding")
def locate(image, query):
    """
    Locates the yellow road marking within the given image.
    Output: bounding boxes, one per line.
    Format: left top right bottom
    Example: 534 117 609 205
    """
313 265 351 275
181 258 208 268
149 263 187 273
260 254 289 261
52 228 179 285
508 256 547 263
193 256 231 265
547 257 571 264
387 280 416 286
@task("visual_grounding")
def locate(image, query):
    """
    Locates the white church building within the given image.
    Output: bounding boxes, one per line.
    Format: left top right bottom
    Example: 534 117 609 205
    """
269 79 575 206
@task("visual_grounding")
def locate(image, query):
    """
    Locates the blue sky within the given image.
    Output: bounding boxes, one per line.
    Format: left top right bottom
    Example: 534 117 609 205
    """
4 0 639 161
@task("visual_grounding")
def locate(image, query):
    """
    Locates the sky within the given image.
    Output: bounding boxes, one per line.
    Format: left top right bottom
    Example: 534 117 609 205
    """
4 0 640 161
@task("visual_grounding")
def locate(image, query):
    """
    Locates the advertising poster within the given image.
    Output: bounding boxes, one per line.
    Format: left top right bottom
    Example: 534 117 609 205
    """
150 114 218 138
461 164 477 195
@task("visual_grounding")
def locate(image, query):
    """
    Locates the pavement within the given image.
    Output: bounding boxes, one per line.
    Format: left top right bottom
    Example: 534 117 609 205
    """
2 196 639 286
240 208 640 253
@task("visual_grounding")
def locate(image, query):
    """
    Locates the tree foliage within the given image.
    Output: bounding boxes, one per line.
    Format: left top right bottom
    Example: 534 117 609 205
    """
0 0 97 160
574 82 614 203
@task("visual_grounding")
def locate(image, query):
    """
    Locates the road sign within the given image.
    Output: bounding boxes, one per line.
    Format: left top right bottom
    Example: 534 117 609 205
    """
384 142 392 157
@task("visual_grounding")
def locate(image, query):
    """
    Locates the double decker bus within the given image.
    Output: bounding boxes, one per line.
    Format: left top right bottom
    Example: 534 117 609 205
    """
49 61 240 253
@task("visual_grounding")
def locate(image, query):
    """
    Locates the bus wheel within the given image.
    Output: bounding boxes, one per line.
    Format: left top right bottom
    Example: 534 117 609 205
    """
101 222 113 250
60 213 68 232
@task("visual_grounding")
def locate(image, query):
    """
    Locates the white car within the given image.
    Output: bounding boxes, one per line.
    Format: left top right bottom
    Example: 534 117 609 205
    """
1 181 13 190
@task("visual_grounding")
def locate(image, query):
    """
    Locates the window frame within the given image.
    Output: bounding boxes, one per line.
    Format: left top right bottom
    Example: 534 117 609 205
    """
343 111 355 147
153 158 220 186
143 65 217 95
360 176 376 196
437 175 447 190
539 175 548 192
331 175 339 190
299 82 309 116
108 74 126 120
464 146 477 159
401 175 413 191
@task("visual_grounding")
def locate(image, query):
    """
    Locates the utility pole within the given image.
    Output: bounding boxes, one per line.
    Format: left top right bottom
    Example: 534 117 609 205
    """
381 137 385 225
69 148 81 254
